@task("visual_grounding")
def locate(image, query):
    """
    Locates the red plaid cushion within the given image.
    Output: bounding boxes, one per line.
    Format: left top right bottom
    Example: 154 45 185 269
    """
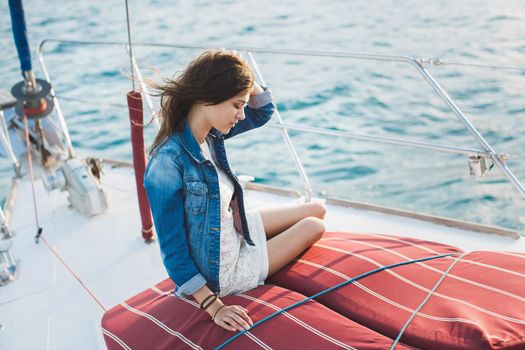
267 231 525 350
102 279 417 349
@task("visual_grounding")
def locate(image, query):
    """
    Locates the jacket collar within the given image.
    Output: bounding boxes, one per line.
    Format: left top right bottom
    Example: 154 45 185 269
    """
178 118 222 163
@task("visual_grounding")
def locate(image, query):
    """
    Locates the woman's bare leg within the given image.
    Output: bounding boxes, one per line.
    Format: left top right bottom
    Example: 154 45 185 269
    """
266 216 326 277
259 200 326 240
258 199 327 277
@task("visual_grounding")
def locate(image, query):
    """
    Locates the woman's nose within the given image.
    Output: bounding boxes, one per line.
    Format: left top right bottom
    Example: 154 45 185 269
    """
237 108 246 120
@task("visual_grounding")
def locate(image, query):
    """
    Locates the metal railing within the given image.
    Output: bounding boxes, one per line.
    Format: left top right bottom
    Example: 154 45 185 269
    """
244 51 314 201
35 39 525 205
0 110 19 173
0 205 10 239
36 41 76 159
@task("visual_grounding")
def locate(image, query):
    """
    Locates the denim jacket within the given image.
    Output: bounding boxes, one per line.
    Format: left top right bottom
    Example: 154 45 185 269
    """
144 86 276 298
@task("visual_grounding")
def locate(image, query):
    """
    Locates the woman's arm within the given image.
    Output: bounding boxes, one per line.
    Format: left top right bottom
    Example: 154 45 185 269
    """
145 151 253 331
223 82 276 140
144 150 207 297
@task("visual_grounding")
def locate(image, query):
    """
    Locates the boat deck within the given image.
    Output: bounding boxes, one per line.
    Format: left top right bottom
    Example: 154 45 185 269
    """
0 159 522 349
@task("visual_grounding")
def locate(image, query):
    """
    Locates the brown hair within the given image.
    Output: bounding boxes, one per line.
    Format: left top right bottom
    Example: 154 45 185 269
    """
148 49 254 156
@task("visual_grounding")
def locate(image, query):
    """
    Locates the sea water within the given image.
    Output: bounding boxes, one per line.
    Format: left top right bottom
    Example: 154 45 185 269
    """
1 0 524 232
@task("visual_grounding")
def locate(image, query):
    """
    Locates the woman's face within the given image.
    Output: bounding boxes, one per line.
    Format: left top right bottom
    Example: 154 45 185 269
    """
207 89 250 134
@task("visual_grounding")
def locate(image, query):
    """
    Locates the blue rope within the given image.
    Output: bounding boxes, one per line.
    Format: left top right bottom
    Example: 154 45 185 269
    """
214 252 456 349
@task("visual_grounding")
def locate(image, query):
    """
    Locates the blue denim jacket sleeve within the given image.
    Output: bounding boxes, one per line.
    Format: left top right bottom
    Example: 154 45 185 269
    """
143 150 207 298
223 86 276 140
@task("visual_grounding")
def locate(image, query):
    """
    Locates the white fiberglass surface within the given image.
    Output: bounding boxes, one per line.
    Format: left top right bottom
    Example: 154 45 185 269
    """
0 162 522 349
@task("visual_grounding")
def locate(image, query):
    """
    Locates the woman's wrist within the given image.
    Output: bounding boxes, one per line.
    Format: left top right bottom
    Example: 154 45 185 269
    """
191 284 224 317
200 292 218 310
206 298 225 317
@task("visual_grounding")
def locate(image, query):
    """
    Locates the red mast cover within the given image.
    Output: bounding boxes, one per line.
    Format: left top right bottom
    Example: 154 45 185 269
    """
127 90 153 241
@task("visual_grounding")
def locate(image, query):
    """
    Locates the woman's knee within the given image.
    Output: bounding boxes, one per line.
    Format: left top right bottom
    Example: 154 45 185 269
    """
305 201 327 219
298 216 326 243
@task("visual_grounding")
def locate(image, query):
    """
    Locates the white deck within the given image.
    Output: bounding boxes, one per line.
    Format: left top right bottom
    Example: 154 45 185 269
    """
0 160 523 350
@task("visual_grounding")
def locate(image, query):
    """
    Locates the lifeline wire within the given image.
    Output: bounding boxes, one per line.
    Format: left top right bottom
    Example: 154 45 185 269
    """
439 60 525 72
389 251 467 349
39 235 107 311
214 252 456 350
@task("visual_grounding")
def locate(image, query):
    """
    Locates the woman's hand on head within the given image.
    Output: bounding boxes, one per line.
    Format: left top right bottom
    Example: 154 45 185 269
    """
212 304 254 332
250 81 263 96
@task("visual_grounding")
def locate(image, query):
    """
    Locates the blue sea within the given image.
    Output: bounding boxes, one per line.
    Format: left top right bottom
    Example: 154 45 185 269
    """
1 0 524 232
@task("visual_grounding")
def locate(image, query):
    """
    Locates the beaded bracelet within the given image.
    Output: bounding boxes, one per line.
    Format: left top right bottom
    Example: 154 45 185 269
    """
200 292 217 310
200 292 218 310
202 295 218 312
212 304 226 321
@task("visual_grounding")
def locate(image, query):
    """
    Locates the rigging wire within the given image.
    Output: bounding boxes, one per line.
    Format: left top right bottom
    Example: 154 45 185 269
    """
23 112 107 311
22 113 42 243
125 0 135 91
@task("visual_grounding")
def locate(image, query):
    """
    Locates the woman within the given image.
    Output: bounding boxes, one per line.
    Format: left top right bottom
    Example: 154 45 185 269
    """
144 49 327 333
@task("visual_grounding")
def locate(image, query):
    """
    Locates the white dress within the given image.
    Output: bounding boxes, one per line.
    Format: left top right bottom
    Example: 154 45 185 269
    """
199 137 269 297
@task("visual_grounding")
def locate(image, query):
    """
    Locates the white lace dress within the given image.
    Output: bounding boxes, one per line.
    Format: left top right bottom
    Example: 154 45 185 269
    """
199 138 269 297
